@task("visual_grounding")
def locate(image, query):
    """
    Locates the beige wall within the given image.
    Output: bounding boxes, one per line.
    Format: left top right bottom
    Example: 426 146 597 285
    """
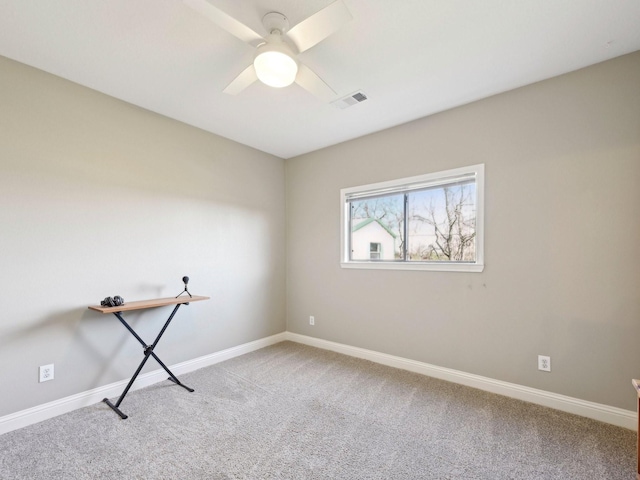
2 50 638 419
0 56 286 417
286 51 640 411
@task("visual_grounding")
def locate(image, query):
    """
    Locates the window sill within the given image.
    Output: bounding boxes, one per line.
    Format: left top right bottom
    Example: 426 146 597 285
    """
340 261 484 272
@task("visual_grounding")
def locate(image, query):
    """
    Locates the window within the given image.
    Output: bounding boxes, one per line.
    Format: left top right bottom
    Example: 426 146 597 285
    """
340 164 484 272
370 242 381 260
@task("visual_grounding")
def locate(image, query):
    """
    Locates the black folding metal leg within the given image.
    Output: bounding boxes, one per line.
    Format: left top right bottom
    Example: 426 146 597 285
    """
102 304 194 419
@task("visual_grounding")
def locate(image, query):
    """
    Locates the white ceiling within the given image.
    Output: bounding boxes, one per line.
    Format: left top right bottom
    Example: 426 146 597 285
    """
1 0 639 159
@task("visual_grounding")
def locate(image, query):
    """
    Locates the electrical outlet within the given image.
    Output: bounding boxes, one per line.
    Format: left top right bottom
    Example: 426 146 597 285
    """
309 316 315 326
39 364 54 382
538 355 551 372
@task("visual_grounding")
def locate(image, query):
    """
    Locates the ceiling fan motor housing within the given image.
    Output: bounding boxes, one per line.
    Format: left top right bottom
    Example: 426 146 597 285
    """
262 12 290 35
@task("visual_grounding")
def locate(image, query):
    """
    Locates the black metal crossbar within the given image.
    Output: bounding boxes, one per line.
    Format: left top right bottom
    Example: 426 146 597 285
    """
102 304 194 419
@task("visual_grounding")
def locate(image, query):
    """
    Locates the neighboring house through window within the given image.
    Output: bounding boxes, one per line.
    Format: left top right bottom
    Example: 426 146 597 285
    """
351 218 396 260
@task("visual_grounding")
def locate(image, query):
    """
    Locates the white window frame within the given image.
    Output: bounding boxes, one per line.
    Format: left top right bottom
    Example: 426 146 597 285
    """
340 164 484 272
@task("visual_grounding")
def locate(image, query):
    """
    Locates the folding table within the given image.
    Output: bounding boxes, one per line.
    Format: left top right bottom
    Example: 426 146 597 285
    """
88 295 209 419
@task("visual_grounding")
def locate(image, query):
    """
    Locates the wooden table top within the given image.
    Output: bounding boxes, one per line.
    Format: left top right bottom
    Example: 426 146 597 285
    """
88 295 209 314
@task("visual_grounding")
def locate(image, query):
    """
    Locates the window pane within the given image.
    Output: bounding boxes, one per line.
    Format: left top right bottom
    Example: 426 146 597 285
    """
407 182 476 262
350 194 403 261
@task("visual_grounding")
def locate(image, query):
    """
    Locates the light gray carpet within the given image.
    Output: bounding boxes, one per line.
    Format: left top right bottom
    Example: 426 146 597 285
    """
0 342 635 479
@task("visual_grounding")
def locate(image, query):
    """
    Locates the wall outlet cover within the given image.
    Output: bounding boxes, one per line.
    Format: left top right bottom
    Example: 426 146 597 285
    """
39 364 54 382
538 355 551 372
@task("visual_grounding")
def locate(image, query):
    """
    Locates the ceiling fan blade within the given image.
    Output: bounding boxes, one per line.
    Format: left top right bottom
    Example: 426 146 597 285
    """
182 0 264 47
295 63 337 102
223 64 258 95
287 0 352 53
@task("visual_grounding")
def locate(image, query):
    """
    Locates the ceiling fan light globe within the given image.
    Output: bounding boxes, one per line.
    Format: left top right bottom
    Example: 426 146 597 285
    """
254 43 298 88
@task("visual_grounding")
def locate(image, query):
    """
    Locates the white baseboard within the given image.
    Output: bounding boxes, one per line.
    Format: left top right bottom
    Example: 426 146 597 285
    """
284 332 637 431
0 332 287 436
2 331 635 435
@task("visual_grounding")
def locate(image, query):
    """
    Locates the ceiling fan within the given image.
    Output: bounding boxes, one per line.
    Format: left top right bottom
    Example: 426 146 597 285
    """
183 0 352 101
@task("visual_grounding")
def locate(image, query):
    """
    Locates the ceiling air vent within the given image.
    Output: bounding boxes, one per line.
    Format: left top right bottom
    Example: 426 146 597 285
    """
332 91 368 109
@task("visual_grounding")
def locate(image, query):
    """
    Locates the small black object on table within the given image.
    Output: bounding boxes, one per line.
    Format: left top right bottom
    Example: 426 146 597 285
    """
176 276 192 299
